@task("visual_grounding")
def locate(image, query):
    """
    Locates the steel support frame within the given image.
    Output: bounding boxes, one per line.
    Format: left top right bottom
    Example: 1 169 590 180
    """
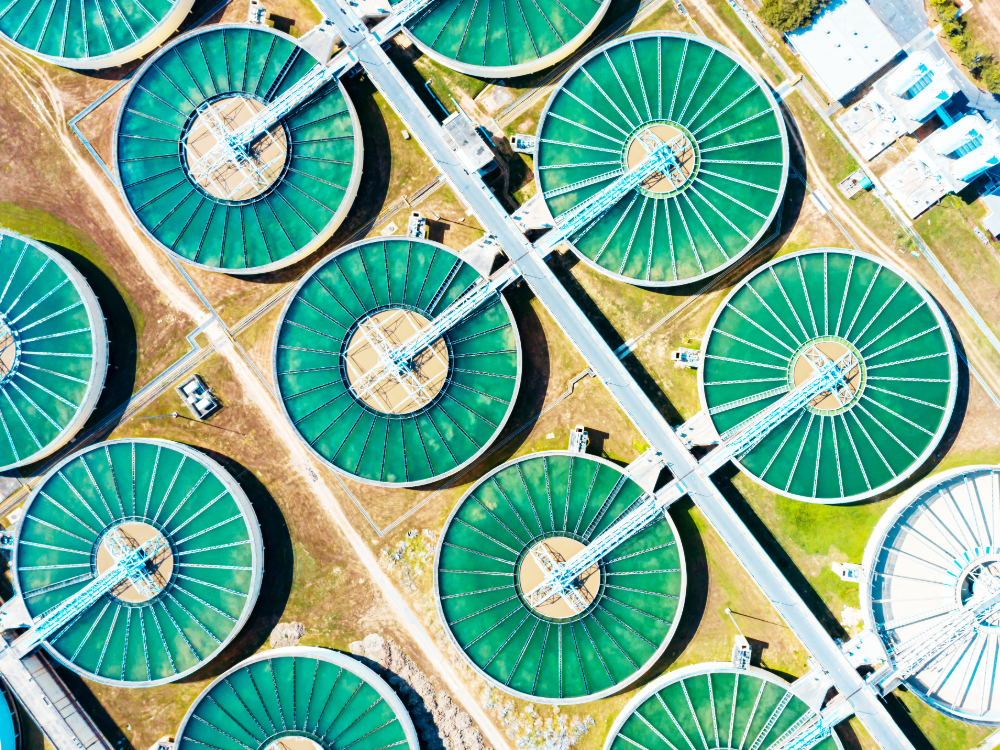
185 59 348 201
16 528 168 654
540 129 690 252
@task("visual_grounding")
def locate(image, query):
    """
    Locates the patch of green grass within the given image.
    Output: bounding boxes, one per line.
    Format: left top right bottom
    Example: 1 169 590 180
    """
370 85 437 202
701 0 785 85
504 96 547 137
784 93 859 180
414 55 490 110
914 194 1000 338
0 202 144 342
891 688 992 750
626 4 688 33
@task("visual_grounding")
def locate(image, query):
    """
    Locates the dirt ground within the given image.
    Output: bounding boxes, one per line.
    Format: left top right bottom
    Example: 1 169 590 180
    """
0 50 203 392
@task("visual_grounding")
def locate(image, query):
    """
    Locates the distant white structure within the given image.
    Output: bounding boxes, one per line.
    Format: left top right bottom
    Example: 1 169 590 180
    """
832 562 864 582
884 113 1000 217
981 192 1000 238
406 211 428 239
838 51 958 160
786 0 901 102
568 425 589 453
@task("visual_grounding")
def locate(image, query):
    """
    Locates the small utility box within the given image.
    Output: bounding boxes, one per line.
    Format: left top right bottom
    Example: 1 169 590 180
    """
407 211 428 239
568 424 589 453
510 134 536 153
831 562 864 582
732 635 752 669
671 347 701 368
176 375 221 420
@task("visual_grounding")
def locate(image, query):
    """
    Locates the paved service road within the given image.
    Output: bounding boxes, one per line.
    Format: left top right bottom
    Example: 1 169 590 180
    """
319 6 916 748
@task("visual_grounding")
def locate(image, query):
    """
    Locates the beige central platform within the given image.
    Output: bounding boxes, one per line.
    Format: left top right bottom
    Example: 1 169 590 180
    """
792 341 863 411
627 125 695 194
185 95 288 201
0 319 16 378
345 309 449 414
267 738 323 750
96 523 173 603
519 537 599 618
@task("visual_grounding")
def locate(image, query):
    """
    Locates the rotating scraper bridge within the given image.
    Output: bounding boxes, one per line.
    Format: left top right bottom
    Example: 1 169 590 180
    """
3 439 263 687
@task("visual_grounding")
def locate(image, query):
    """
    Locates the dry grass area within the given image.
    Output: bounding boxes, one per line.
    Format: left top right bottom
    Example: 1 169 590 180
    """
369 185 486 250
966 0 1000 60
0 51 202 391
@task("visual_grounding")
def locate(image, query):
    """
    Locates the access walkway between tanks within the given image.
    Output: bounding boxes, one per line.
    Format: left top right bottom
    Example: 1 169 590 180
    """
0 645 112 750
318 5 917 748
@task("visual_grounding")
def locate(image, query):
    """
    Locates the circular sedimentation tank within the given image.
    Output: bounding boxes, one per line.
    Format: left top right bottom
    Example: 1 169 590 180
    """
0 229 107 471
174 647 419 750
13 438 263 686
535 32 787 287
403 0 611 77
434 451 685 703
114 24 362 275
0 0 192 69
863 466 1000 725
274 237 521 487
699 248 957 503
605 664 841 750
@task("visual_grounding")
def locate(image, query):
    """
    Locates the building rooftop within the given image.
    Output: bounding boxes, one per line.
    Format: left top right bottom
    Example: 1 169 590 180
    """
884 112 1000 217
787 0 901 101
441 112 494 173
982 193 1000 236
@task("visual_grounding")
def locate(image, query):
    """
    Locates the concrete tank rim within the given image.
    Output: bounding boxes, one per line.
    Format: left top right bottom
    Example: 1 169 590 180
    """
602 661 845 750
110 22 363 276
399 0 613 79
860 463 1000 726
0 229 108 473
695 246 958 505
270 235 523 489
532 30 789 289
0 0 194 69
172 645 421 750
432 449 687 704
12 437 264 688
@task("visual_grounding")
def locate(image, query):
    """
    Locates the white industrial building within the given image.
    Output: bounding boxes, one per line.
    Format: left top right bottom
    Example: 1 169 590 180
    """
786 0 901 102
883 113 1000 217
838 51 958 160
